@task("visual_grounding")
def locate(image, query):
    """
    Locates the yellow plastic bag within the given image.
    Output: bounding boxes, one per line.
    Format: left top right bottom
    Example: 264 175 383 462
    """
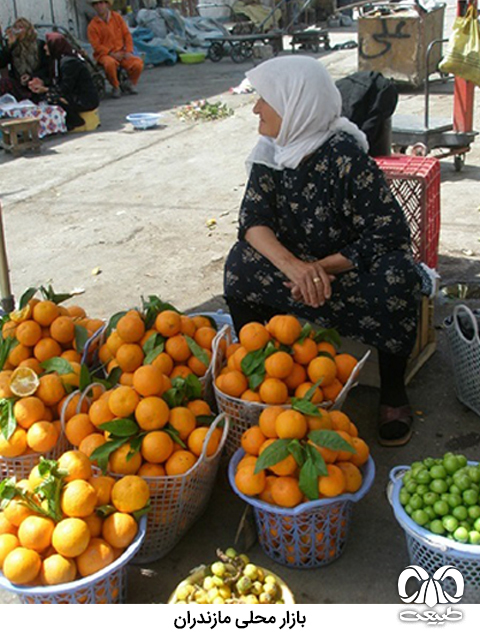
439 5 480 86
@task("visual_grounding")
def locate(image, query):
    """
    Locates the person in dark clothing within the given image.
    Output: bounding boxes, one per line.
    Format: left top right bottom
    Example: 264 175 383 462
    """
0 18 50 102
28 32 99 130
224 56 425 447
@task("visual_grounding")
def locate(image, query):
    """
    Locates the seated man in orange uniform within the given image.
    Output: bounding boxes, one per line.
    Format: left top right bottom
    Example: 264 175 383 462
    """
87 0 143 98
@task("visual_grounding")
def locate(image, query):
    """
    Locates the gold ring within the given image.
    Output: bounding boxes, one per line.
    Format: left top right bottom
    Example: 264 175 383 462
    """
313 277 321 283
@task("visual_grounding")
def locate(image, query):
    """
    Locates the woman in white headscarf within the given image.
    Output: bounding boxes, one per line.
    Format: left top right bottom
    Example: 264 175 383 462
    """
224 56 422 447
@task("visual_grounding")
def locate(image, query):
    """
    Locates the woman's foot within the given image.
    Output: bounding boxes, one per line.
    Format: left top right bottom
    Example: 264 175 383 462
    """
377 404 413 447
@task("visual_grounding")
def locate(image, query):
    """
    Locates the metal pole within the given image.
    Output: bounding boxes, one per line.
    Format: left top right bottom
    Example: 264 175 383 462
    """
49 0 56 24
12 0 18 20
453 0 475 133
0 204 15 314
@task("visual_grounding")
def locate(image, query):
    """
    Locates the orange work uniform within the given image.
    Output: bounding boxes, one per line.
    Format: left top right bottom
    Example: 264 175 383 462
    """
87 11 143 89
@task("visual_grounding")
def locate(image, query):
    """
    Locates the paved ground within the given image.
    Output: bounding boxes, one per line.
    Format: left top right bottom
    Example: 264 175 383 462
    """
1 1 480 604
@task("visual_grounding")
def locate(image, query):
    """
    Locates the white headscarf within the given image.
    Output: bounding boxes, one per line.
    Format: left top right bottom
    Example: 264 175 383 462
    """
246 56 368 172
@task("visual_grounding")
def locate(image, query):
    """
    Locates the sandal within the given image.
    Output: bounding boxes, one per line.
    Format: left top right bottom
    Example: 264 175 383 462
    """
377 404 413 447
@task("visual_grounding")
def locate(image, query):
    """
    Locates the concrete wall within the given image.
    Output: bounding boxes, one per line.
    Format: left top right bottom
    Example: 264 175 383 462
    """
0 0 95 40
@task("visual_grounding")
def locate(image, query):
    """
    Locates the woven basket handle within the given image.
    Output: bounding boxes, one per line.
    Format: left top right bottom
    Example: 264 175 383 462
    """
453 303 480 345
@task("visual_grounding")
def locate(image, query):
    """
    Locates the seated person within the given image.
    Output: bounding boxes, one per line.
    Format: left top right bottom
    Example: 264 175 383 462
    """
0 17 49 102
87 0 143 98
28 33 99 130
224 56 427 448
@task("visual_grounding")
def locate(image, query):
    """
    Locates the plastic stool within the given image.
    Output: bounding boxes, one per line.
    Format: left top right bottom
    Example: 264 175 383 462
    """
71 108 101 133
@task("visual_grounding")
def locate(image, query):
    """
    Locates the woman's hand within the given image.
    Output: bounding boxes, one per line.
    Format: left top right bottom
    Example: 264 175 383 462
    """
283 260 333 308
28 77 47 93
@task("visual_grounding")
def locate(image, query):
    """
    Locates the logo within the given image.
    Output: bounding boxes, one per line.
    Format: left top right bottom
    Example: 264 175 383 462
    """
398 565 464 624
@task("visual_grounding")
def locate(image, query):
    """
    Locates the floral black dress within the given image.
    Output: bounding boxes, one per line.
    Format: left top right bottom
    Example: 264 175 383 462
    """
224 132 421 357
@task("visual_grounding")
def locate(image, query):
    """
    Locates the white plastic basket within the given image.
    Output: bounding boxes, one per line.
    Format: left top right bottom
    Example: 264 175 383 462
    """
444 304 480 417
0 516 146 604
125 413 229 563
389 465 480 604
212 324 370 456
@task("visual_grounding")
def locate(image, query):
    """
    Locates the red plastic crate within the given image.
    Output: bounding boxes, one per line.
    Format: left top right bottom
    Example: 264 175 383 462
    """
374 156 441 268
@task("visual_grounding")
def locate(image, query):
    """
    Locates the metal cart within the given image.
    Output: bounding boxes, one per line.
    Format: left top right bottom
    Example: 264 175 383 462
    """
391 2 478 171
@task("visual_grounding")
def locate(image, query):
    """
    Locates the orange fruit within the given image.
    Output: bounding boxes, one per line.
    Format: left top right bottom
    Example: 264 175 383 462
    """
49 316 75 344
150 352 174 376
51 517 91 558
102 512 138 549
316 341 337 357
292 338 318 365
88 397 116 427
89 476 116 507
165 450 198 476
193 326 216 350
165 335 191 363
108 385 140 418
218 370 248 398
322 378 343 403
334 353 358 384
116 312 145 343
135 396 170 431
283 362 307 391
337 461 363 493
155 310 182 337
241 426 266 456
0 513 18 535
241 389 262 402
187 399 212 417
329 411 352 433
105 332 124 356
0 533 20 570
307 408 332 431
26 420 58 453
57 450 92 482
138 462 165 477
13 396 45 429
79 433 107 460
349 437 370 467
187 427 221 457
61 479 97 518
109 443 142 475
258 476 278 505
308 440 338 464
227 345 248 372
271 476 303 508
270 316 302 345
258 378 289 405
15 320 42 347
258 407 284 440
35 373 65 407
168 406 196 441
33 301 60 327
275 409 308 439
65 413 96 447
318 464 346 497
3 498 34 527
239 322 270 352
141 430 174 464
115 343 144 373
234 464 266 496
40 554 77 586
265 351 294 379
77 538 114 577
307 356 337 387
66 304 86 319
179 315 196 337
111 475 150 513
7 344 32 368
188 353 210 377
132 364 164 397
18 515 55 552
170 365 193 379
259 439 298 476
0 427 28 458
334 430 355 462
2 547 42 585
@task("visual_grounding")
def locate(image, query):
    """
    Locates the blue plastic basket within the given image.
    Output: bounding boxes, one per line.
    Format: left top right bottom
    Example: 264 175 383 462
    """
389 465 480 604
229 450 375 569
0 517 146 604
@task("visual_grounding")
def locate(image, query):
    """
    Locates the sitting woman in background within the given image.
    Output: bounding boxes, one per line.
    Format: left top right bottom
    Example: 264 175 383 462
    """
28 32 99 130
0 17 49 102
224 56 430 447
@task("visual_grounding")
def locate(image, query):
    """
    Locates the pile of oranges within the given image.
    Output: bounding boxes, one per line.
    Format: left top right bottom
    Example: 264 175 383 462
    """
63 381 223 478
234 405 370 508
0 450 149 587
214 315 358 406
0 296 106 460
98 308 218 383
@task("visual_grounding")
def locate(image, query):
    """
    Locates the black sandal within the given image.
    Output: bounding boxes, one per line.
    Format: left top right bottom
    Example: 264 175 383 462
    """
377 404 413 447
